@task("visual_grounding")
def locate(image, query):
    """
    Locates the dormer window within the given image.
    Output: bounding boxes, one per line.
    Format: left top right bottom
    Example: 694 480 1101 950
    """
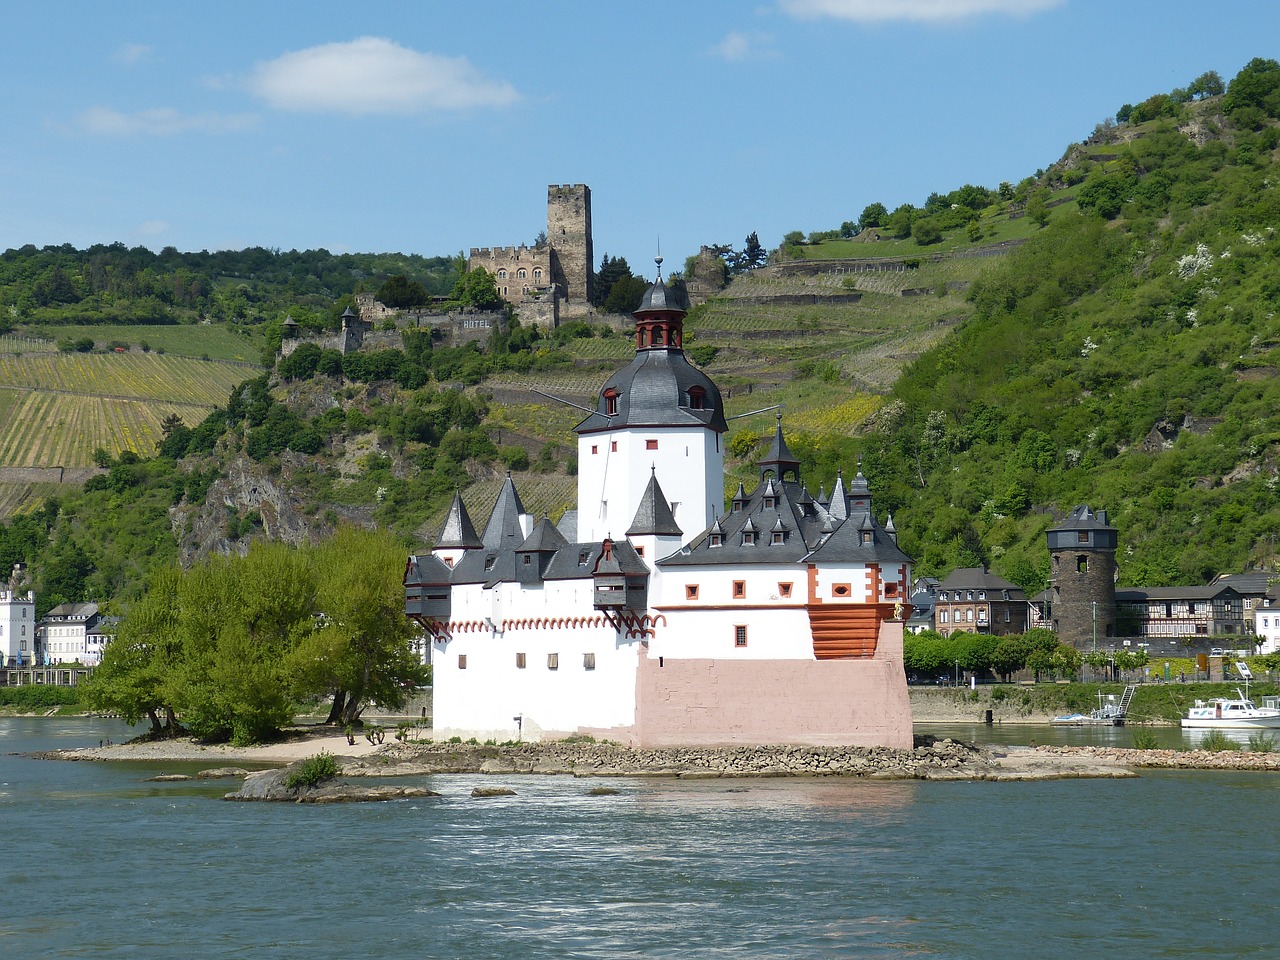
484 555 496 571
771 531 784 545
578 549 591 566
709 533 722 547
742 530 756 546
688 386 706 410
604 389 618 417
861 531 872 545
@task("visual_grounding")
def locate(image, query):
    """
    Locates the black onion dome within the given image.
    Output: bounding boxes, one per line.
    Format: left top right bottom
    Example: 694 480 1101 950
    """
575 277 726 435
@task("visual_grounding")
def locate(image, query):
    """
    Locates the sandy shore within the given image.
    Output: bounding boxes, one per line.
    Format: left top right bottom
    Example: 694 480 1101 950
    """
47 727 387 764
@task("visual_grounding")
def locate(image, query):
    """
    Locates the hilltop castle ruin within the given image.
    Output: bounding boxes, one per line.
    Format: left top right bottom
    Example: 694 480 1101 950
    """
468 184 594 325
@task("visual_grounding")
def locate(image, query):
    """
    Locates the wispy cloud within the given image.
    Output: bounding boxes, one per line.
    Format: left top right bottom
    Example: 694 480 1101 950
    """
112 43 153 65
710 31 780 62
75 106 258 136
779 0 1063 23
136 219 170 237
244 37 520 115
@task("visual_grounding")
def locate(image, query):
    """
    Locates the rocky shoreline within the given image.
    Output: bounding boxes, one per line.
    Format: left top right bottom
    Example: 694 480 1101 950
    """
33 731 1280 789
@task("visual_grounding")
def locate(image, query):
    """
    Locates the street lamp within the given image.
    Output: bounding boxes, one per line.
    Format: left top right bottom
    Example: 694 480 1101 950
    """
513 714 523 742
954 660 960 687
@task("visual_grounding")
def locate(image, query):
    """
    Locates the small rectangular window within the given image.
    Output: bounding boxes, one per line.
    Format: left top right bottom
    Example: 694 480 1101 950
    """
592 445 598 454
778 582 793 598
635 546 644 557
646 439 658 450
686 584 700 600
583 653 596 671
734 625 748 647
611 441 618 452
458 655 467 670
733 580 746 599
547 653 559 670
1077 531 1089 544
516 652 526 669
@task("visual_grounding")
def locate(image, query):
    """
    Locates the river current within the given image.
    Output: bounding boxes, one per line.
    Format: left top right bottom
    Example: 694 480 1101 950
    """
2 717 1276 959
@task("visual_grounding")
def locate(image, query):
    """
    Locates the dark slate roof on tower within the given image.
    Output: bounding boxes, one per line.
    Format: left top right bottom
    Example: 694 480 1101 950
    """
758 415 800 480
435 490 482 550
481 473 527 550
626 469 683 538
1049 504 1115 532
636 277 688 313
574 278 727 435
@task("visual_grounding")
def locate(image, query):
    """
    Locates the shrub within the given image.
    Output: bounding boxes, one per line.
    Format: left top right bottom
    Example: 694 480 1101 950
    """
1131 730 1159 750
283 751 339 789
1247 731 1277 753
1199 729 1242 752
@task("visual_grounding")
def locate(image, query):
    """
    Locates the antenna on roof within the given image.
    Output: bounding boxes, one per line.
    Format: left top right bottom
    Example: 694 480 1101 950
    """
655 236 663 280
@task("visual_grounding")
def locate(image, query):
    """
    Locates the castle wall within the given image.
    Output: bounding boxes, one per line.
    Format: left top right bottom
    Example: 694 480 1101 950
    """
628 619 912 748
468 245 553 302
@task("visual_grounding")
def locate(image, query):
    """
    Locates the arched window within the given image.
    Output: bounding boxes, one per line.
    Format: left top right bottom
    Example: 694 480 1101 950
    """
534 268 543 280
603 388 618 417
498 269 507 279
518 268 527 279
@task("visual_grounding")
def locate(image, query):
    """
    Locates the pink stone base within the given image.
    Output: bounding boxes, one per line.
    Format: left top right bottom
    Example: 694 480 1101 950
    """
624 620 912 749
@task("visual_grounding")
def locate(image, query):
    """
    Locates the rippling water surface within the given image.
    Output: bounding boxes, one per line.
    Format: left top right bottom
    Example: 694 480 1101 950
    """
3 718 1276 958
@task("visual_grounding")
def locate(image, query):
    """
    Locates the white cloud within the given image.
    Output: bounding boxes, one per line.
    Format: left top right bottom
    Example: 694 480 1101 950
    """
244 37 520 115
779 0 1063 23
711 31 779 62
76 106 258 136
113 43 153 65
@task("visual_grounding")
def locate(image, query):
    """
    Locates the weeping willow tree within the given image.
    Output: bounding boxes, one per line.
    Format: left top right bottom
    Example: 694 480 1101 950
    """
85 527 425 744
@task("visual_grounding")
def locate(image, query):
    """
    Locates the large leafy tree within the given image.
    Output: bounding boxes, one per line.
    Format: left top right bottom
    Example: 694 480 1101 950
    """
450 268 503 311
286 526 425 725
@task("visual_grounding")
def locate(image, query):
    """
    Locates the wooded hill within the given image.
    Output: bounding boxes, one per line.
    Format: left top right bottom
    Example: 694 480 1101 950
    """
3 58 1280 617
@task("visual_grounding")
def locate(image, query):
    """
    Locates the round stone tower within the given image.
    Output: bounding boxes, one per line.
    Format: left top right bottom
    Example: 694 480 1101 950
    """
547 184 593 304
1046 505 1118 647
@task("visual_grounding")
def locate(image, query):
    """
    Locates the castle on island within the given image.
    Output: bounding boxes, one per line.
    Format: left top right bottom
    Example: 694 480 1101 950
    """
405 267 914 748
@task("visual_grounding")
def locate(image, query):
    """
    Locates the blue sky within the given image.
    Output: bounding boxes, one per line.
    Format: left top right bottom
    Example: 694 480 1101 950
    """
3 0 1278 278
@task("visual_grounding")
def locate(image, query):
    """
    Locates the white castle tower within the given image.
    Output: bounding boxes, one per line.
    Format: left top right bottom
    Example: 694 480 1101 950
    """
573 260 726 547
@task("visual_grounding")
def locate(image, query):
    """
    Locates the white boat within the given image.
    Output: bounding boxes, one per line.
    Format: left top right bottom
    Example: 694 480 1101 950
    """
1181 689 1280 729
1052 686 1136 726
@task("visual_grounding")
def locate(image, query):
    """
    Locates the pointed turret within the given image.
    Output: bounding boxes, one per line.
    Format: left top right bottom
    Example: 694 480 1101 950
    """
516 516 568 583
627 468 683 538
482 473 531 550
758 414 800 484
436 490 482 550
829 469 848 521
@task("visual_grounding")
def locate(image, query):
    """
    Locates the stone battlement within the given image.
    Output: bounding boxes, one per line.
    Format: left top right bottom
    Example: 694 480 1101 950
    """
470 245 541 260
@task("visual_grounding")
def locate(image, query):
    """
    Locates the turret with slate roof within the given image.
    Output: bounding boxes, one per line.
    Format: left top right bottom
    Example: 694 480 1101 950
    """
432 489 482 569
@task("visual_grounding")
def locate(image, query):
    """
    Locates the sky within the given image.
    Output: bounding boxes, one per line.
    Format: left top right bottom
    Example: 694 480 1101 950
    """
4 0 1279 279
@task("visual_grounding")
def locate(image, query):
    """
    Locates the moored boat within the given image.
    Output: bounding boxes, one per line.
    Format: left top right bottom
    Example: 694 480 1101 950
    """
1181 689 1280 729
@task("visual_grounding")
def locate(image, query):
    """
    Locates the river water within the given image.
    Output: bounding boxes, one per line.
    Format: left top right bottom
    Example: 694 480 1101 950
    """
3 717 1277 959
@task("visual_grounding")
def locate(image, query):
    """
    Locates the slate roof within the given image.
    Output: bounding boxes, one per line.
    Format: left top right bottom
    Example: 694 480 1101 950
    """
659 471 910 569
937 568 1025 598
1048 504 1115 533
575 278 727 435
435 490 482 550
626 469 682 538
480 473 527 550
1116 585 1241 602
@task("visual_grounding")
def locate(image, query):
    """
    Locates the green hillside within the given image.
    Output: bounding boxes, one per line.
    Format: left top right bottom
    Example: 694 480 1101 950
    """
4 57 1280 617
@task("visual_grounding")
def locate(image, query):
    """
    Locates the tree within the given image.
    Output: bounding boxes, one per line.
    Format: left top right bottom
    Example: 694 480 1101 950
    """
1025 191 1050 228
859 203 888 231
912 217 943 246
450 268 503 311
734 231 768 272
286 527 426 726
1188 70 1224 99
593 254 637 307
376 274 429 309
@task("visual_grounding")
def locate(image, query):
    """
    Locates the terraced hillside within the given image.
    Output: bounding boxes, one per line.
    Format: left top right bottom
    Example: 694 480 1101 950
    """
0 351 257 517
